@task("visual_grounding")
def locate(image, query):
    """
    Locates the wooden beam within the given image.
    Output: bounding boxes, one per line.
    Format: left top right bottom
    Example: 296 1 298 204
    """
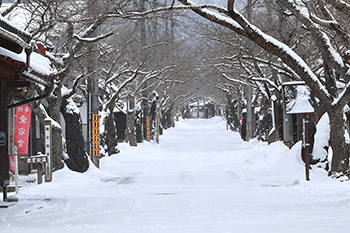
0 81 9 201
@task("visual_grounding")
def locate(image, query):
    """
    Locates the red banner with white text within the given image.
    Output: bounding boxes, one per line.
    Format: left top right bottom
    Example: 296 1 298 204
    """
14 104 32 154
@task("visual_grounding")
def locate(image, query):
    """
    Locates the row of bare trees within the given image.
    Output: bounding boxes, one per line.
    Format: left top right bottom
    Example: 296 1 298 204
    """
4 0 350 178
169 0 350 177
1 0 206 173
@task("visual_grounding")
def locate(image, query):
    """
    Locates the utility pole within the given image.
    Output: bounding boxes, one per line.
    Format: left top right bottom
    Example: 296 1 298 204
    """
87 0 100 168
139 0 149 141
197 100 200 119
128 94 137 146
245 0 254 141
155 96 160 143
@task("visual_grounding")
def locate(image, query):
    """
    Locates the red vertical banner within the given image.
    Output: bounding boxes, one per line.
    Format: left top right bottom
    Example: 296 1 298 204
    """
14 104 32 154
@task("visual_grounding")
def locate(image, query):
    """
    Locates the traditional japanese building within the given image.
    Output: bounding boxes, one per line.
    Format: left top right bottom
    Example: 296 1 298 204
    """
0 15 56 201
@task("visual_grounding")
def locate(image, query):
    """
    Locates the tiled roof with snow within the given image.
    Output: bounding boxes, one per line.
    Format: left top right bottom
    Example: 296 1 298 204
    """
0 46 56 85
0 14 56 86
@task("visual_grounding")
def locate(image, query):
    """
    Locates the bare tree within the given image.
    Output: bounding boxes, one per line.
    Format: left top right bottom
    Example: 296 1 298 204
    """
173 0 350 177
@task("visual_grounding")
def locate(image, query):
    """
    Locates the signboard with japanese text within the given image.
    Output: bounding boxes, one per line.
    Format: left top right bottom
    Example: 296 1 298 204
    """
44 120 52 182
21 155 48 164
14 104 32 154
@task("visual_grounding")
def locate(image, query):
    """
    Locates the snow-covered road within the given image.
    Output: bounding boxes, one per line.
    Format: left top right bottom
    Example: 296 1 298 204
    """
1 117 350 233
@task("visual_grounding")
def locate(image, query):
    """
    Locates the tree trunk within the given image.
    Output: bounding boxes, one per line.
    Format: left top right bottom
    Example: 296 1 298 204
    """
135 109 143 143
225 95 240 131
127 94 137 147
60 97 89 173
328 109 350 177
155 100 160 143
105 106 119 156
254 97 271 141
196 100 200 119
272 98 283 142
149 100 156 139
44 84 64 171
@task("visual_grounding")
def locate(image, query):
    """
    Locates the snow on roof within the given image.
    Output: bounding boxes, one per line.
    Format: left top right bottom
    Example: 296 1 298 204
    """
0 46 55 76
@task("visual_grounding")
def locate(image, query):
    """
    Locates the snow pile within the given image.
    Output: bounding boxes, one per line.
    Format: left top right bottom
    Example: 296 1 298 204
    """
270 141 307 181
2 117 349 233
313 113 330 162
245 141 288 166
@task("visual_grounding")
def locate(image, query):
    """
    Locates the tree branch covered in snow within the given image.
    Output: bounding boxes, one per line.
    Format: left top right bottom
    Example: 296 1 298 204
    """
324 0 350 16
215 65 254 87
278 0 350 82
176 0 332 106
73 31 113 43
105 62 144 111
61 70 100 101
107 4 225 19
134 65 176 94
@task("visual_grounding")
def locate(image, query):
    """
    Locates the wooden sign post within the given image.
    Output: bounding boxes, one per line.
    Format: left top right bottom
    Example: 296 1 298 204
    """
282 81 314 181
21 153 48 184
44 120 52 182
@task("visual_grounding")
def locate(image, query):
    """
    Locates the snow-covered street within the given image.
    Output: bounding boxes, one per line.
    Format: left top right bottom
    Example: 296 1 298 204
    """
1 117 350 233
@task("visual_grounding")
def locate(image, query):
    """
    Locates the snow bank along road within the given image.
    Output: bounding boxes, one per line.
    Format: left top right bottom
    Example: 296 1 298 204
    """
1 117 350 233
